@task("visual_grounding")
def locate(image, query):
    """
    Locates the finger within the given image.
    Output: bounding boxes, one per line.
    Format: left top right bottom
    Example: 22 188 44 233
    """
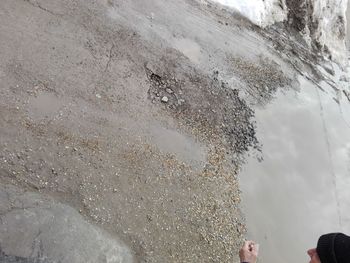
252 243 259 254
243 240 251 250
307 248 316 257
247 241 255 249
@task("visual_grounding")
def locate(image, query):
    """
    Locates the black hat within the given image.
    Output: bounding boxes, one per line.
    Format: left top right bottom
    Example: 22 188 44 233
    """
316 233 350 263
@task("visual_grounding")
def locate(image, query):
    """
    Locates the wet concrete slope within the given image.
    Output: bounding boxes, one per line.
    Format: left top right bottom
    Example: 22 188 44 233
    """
0 184 133 263
0 0 297 262
1 0 347 262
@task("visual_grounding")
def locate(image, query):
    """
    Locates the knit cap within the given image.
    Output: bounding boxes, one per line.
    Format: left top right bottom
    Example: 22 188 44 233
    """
316 233 350 263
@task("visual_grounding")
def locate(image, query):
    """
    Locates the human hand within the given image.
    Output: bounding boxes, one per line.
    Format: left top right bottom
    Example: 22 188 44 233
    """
307 248 321 263
239 240 259 263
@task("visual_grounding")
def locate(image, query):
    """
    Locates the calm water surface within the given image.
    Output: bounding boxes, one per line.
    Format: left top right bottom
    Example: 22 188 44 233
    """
240 76 350 263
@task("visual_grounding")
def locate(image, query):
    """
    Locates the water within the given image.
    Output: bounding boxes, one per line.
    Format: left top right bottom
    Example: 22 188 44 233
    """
149 124 207 169
173 38 202 64
240 76 350 263
28 92 64 120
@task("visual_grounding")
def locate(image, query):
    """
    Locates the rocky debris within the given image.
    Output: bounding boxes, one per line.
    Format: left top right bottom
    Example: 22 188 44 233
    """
285 0 347 63
260 24 339 95
146 65 260 162
146 66 186 110
285 0 309 32
230 56 292 106
165 88 173 94
108 143 245 262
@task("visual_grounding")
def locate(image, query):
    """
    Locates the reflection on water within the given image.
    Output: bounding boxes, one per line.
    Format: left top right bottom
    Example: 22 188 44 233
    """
173 38 202 64
149 124 207 169
240 76 350 263
28 92 63 120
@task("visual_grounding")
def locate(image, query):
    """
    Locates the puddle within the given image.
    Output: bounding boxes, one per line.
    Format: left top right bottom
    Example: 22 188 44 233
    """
149 124 207 168
28 92 63 120
173 38 202 64
240 76 350 262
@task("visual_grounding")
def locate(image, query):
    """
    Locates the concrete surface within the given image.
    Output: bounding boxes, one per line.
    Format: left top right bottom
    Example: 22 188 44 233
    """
0 185 133 263
0 0 348 262
0 0 280 261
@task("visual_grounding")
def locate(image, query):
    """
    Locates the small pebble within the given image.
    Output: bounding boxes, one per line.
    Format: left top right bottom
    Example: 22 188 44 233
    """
166 88 173 94
161 96 169 103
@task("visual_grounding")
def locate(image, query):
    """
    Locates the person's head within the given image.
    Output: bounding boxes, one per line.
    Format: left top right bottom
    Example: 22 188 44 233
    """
307 233 350 263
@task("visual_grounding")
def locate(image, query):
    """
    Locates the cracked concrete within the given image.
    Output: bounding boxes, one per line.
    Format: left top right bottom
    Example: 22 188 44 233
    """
23 0 64 17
